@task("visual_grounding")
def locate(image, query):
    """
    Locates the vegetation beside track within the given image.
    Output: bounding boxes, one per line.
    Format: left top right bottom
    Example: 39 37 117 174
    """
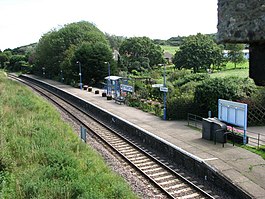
0 71 137 198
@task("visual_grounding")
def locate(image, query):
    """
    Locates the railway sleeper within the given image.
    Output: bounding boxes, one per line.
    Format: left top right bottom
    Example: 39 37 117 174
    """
136 161 157 168
132 158 151 164
153 174 176 182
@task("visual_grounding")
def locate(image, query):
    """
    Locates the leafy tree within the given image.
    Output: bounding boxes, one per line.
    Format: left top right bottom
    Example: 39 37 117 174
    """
225 43 246 68
34 21 108 79
72 42 114 86
172 33 224 73
119 36 164 72
105 33 125 50
0 53 8 68
8 55 27 71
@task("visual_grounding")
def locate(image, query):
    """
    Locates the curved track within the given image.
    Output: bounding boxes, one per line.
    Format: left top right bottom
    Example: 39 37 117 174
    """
9 74 217 199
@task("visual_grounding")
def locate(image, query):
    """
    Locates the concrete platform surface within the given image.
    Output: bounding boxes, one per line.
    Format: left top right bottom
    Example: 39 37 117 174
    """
36 77 265 199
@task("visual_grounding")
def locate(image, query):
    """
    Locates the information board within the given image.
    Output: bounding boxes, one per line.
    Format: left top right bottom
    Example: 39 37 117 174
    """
218 99 248 144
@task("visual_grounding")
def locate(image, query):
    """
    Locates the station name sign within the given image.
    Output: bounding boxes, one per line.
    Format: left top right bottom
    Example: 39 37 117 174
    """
121 84 133 92
160 87 168 92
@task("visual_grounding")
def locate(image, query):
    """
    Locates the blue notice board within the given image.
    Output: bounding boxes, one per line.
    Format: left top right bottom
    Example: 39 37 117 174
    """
218 99 248 144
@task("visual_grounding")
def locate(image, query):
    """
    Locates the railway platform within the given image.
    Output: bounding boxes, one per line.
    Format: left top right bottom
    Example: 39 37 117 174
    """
30 76 265 198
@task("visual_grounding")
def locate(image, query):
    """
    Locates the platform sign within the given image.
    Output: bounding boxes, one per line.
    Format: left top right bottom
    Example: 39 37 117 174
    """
218 99 248 144
160 87 168 92
121 84 133 92
152 84 163 88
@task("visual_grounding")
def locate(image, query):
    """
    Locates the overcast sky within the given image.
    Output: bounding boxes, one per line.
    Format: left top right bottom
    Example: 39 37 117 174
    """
0 0 218 50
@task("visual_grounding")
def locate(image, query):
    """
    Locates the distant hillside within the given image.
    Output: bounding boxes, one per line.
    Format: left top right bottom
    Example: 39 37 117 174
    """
11 43 37 55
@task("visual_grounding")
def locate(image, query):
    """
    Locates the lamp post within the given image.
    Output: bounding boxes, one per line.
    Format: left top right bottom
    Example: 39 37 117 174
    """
76 61 82 90
159 64 167 120
104 62 111 96
60 70 64 82
42 67 45 77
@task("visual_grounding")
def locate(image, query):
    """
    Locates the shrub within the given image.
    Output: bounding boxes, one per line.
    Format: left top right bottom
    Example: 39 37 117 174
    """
168 69 191 82
194 77 257 116
167 93 197 120
175 73 210 87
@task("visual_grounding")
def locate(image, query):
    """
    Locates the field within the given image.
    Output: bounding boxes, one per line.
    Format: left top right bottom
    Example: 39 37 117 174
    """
0 71 137 198
210 61 249 78
160 45 179 54
210 68 249 78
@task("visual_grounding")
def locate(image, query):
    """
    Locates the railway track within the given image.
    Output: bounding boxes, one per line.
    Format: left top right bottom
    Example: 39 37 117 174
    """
9 74 218 199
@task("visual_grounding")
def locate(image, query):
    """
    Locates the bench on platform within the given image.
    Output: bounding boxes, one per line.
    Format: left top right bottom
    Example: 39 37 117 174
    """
114 96 125 105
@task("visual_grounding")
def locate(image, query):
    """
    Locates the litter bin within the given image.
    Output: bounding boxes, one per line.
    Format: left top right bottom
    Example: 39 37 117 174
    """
211 119 227 143
202 118 227 142
202 118 213 140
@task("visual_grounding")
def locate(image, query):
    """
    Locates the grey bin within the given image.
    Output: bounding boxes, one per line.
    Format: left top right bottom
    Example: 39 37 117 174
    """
202 118 227 143
202 118 213 140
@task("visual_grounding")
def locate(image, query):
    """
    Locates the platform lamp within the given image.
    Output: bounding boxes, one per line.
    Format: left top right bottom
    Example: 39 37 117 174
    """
42 67 45 77
104 62 111 97
76 61 82 90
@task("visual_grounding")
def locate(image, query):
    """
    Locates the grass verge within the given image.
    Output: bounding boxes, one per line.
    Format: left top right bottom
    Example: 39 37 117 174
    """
0 71 137 199
241 145 265 160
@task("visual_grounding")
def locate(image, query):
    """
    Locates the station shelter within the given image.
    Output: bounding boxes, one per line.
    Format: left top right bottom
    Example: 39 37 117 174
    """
104 76 130 98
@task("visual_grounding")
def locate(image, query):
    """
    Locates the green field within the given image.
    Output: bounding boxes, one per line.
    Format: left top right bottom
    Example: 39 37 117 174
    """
0 71 137 199
210 61 249 78
210 68 249 78
160 45 179 54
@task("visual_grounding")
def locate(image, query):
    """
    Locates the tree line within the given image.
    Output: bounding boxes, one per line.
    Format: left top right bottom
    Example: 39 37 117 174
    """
1 21 246 86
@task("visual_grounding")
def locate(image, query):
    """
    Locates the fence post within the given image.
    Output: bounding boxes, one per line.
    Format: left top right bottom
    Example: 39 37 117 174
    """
187 113 190 126
258 133 260 149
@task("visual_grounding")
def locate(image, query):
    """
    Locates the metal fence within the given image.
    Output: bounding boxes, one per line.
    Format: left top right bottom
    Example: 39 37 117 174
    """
243 129 265 148
187 113 203 129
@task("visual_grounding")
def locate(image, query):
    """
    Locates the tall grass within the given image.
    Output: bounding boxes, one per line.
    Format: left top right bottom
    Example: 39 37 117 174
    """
0 71 137 199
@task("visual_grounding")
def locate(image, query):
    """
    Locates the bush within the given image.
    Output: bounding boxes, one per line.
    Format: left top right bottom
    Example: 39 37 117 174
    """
167 93 197 120
168 69 191 82
195 77 256 116
175 73 210 87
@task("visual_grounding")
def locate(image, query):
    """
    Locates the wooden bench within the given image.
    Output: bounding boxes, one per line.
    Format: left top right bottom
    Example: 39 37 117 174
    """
114 96 125 105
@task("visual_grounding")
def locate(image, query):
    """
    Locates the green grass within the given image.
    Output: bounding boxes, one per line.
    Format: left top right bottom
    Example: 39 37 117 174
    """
210 61 249 78
241 145 265 160
210 68 249 78
224 61 249 70
160 45 179 54
0 71 137 199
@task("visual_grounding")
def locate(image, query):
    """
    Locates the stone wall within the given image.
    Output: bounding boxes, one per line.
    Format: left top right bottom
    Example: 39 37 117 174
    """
217 0 265 43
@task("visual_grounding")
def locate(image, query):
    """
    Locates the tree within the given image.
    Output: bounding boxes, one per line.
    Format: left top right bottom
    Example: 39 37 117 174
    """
33 21 108 79
225 43 246 68
105 33 125 50
72 42 114 86
119 37 164 72
0 53 8 68
172 33 224 73
8 55 27 71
